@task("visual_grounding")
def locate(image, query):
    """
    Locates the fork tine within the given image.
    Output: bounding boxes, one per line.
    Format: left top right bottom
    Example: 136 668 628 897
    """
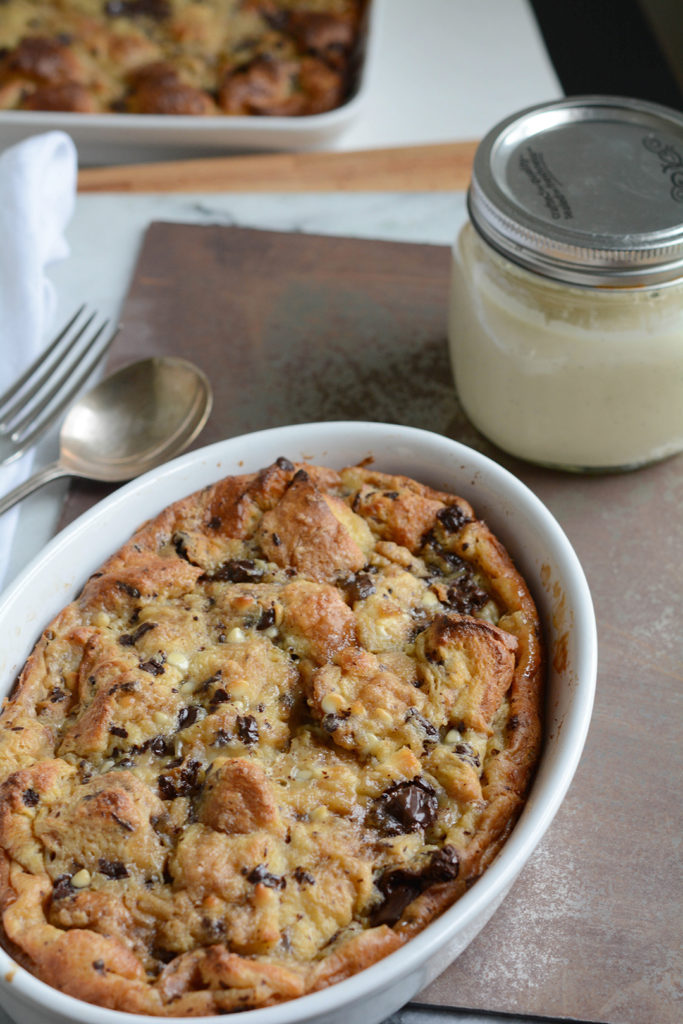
10 318 111 438
0 308 97 430
0 305 86 418
10 324 120 455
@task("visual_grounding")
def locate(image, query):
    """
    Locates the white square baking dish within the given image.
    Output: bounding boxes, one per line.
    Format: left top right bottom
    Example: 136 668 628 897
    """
0 1 380 165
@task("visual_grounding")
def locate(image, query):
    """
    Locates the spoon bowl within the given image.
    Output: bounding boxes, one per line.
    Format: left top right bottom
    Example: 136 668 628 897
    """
0 357 212 514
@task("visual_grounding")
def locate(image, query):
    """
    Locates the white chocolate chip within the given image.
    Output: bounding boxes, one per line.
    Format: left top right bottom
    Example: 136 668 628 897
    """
445 729 461 744
475 600 500 624
364 734 384 756
321 692 345 715
167 652 190 671
227 627 245 643
421 590 440 609
92 611 110 628
71 869 91 888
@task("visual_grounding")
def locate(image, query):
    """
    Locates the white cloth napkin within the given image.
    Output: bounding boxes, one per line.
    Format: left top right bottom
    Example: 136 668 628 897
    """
0 131 77 592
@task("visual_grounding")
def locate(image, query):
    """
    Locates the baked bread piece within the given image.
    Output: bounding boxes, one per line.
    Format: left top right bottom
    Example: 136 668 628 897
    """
0 0 364 115
0 460 543 1015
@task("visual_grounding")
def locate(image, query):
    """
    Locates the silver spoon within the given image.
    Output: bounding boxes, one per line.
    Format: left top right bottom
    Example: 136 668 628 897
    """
0 356 212 516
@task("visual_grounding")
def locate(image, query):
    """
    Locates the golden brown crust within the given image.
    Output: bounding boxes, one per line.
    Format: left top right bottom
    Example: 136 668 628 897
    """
0 460 543 1015
0 0 365 117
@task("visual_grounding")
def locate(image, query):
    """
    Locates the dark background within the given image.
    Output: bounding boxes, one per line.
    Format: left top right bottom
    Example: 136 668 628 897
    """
529 0 682 110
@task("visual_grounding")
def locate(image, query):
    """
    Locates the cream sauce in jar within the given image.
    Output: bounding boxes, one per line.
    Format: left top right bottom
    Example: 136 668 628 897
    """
448 96 683 471
450 223 683 470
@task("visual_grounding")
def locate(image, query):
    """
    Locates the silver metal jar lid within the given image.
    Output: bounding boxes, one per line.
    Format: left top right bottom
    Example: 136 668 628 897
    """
469 95 683 286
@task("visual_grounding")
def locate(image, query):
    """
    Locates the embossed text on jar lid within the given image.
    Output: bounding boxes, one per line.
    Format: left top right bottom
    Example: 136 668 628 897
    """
469 95 683 286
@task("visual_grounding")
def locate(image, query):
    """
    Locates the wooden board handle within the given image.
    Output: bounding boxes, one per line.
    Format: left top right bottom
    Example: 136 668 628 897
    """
77 141 478 193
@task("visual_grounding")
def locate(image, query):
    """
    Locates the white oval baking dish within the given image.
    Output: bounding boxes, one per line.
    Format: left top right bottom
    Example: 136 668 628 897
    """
0 421 597 1024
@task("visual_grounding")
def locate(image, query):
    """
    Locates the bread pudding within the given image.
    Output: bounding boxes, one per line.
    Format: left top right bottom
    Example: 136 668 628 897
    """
0 459 543 1015
0 1 365 115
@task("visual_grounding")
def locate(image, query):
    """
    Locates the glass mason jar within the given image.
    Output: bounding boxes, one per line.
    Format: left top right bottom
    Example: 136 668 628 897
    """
448 96 683 472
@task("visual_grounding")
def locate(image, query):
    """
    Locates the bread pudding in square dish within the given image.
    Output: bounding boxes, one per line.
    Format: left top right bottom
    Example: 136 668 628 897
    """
0 1 366 116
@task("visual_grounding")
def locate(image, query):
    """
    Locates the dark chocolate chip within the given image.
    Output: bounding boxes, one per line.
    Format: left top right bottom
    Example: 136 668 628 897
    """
175 758 202 797
52 874 74 900
246 864 286 889
201 916 226 939
372 777 438 835
22 788 39 807
205 558 263 584
140 655 165 675
98 858 128 880
405 709 438 750
437 504 471 532
454 742 481 768
111 812 134 832
445 576 489 614
256 606 276 630
150 735 170 756
237 715 259 745
292 867 315 885
370 868 422 926
370 845 459 926
158 760 202 800
105 0 170 19
213 729 233 746
118 622 156 647
172 533 194 563
276 456 295 471
92 959 106 974
109 725 129 738
118 681 137 695
426 845 460 883
116 581 141 598
200 671 222 691
158 775 177 800
177 705 199 730
346 572 376 603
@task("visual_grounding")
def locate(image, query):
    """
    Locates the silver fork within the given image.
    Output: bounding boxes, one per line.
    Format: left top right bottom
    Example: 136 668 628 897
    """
0 306 119 467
